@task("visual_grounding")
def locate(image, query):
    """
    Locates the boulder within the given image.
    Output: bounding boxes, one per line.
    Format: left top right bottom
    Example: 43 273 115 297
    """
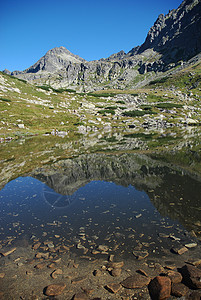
121 273 150 289
148 276 171 300
171 282 189 297
180 264 201 289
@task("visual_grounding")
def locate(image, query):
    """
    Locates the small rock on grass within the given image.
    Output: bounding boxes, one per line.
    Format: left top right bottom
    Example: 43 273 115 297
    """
44 284 66 296
0 273 5 279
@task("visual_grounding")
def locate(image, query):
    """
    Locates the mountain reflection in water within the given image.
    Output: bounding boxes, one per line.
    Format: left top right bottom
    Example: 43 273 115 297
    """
32 153 201 237
0 152 200 259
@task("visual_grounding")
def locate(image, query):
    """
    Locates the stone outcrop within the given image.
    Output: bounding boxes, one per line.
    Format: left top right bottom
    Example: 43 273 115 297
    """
3 0 201 91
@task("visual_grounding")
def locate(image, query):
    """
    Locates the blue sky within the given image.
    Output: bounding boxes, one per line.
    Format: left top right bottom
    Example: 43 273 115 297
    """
0 0 182 71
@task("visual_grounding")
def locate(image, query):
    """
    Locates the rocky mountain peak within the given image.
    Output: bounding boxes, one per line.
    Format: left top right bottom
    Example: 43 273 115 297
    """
3 0 201 91
138 0 201 61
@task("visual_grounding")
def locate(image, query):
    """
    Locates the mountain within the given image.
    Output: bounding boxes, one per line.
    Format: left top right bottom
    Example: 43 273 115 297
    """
3 0 201 92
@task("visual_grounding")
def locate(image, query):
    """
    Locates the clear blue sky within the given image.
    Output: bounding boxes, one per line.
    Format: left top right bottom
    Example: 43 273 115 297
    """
0 0 182 71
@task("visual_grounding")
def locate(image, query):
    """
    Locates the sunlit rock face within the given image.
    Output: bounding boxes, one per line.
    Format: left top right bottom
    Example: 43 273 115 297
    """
5 0 201 91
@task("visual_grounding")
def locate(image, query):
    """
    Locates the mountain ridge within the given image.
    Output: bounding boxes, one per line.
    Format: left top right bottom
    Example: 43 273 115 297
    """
3 0 201 92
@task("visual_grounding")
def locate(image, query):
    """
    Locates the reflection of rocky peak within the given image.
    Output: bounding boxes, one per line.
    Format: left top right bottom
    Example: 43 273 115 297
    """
32 153 173 195
32 152 201 237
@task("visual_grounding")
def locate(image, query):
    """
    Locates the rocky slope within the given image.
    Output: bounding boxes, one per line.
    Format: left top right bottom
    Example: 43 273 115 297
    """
3 0 201 91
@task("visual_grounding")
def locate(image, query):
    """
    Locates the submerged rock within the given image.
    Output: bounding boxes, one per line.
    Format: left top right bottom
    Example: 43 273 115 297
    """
121 273 150 289
44 283 66 296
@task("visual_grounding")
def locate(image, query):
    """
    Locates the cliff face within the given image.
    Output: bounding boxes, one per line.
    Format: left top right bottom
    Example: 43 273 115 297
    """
137 0 201 61
4 0 201 91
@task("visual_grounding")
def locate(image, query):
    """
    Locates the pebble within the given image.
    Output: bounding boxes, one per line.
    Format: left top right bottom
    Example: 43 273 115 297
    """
44 284 66 296
73 293 88 300
97 245 109 252
106 283 121 293
133 250 149 260
107 261 124 269
185 242 197 249
93 269 101 276
111 268 122 277
0 247 16 256
51 269 63 279
171 246 188 255
72 277 86 284
32 242 41 250
0 273 5 279
34 263 46 270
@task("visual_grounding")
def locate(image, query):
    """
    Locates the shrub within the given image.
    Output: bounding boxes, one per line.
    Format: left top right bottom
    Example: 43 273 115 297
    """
155 103 182 109
98 109 115 115
116 100 125 104
0 97 11 102
123 110 156 117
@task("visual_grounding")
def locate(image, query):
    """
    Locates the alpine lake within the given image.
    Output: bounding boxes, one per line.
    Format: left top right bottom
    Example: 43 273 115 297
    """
0 126 201 299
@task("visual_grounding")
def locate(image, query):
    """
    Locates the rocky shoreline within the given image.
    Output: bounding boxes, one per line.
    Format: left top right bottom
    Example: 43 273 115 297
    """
0 234 200 300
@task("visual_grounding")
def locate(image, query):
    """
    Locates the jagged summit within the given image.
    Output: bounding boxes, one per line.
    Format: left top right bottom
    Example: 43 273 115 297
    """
3 0 201 91
5 46 86 75
136 0 201 61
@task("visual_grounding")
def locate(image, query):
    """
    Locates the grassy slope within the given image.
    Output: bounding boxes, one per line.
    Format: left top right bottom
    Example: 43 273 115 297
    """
0 61 201 180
